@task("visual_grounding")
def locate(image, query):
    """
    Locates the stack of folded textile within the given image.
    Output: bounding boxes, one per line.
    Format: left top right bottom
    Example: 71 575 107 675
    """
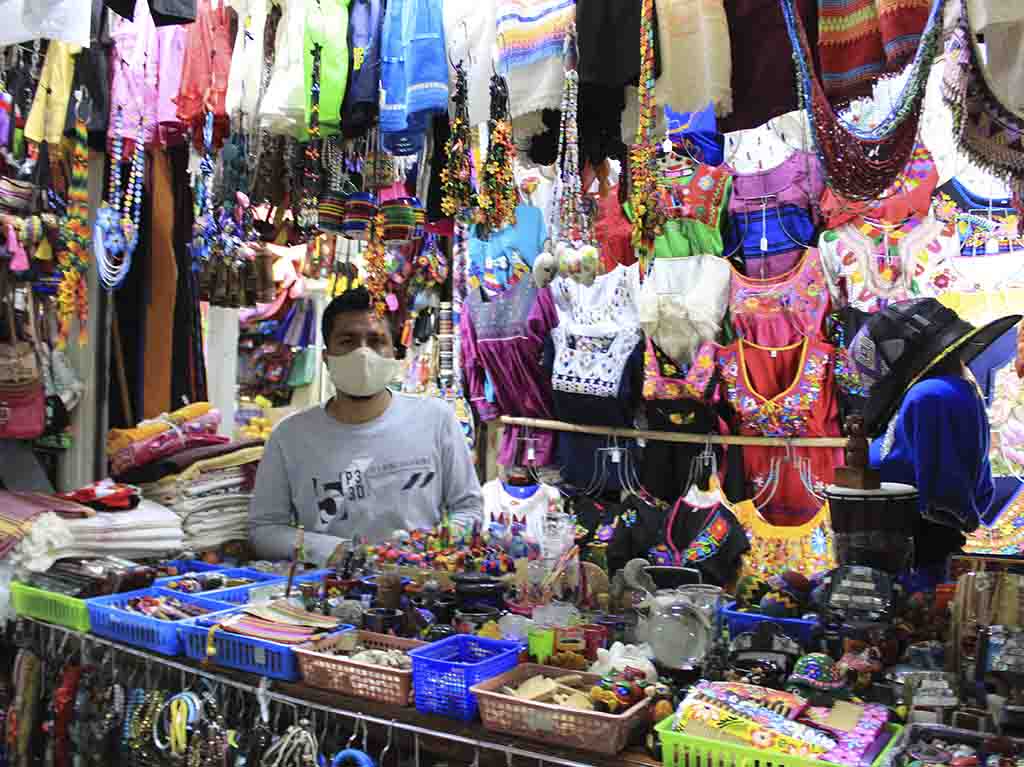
107 403 227 478
128 441 265 552
11 499 184 572
0 492 94 561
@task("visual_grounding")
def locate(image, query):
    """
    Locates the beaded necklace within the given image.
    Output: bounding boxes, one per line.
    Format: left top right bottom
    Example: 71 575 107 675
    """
476 71 518 232
440 60 475 217
780 0 947 201
191 111 217 291
297 41 323 233
942 0 1024 211
94 107 144 290
56 114 91 348
554 35 585 243
628 0 659 250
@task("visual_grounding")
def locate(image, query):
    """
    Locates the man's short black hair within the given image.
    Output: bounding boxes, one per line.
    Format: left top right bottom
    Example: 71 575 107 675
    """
321 288 402 354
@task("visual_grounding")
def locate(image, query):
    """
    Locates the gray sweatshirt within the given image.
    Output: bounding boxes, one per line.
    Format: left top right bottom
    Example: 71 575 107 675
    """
248 394 482 564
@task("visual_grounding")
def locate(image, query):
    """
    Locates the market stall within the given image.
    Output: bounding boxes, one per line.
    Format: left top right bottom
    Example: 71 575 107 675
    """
1 0 1024 765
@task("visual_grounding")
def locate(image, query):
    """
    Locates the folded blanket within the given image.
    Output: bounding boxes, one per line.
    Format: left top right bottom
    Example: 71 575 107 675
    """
107 402 213 455
114 438 264 485
110 411 226 476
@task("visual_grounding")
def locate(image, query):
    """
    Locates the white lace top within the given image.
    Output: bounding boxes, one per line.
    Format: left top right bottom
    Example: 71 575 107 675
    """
638 255 731 365
818 215 963 312
551 262 642 327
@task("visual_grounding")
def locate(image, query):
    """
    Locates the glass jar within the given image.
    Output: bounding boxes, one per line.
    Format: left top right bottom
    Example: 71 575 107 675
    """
646 591 711 670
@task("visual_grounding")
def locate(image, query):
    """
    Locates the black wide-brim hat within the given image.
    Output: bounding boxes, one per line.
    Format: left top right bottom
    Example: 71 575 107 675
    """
849 298 1021 438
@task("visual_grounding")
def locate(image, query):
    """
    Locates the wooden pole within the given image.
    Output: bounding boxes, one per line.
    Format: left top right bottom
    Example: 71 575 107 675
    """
498 416 848 448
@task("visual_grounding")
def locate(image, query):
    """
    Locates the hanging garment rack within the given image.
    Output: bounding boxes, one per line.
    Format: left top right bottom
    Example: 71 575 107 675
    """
499 416 849 448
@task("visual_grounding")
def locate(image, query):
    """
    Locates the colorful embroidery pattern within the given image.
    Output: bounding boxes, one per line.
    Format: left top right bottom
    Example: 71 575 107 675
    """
683 510 731 563
734 500 837 578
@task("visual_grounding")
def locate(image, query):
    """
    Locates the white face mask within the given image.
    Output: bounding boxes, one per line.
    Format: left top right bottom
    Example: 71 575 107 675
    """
325 348 400 398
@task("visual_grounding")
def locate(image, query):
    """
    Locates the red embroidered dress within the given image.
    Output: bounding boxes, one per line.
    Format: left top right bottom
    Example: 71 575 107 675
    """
687 338 843 526
729 248 831 347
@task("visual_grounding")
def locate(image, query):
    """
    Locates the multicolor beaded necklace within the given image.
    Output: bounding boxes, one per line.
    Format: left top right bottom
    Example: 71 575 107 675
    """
94 107 144 290
628 0 659 250
942 0 1024 214
297 41 322 233
440 60 475 217
476 70 517 232
780 0 946 201
554 33 586 243
56 115 91 347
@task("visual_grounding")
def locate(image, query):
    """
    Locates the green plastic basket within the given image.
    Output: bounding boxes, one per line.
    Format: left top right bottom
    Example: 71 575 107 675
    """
11 582 91 632
655 717 903 767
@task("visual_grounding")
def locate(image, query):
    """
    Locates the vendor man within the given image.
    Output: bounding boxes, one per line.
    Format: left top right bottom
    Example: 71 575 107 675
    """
249 288 482 564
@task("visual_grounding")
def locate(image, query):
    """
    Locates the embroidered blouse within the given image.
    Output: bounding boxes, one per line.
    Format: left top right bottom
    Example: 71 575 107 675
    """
732 498 837 578
818 215 963 313
819 143 939 229
687 337 843 526
729 248 831 347
726 150 824 219
638 255 731 366
649 163 733 259
461 282 559 465
932 177 1024 256
647 499 749 586
687 337 840 439
551 262 642 327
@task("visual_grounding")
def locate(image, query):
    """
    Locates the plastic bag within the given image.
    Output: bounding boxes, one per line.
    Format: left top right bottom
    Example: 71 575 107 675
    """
3 0 91 47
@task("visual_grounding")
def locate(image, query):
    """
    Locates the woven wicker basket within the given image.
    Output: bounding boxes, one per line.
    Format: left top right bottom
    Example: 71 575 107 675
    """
294 631 425 706
471 664 651 755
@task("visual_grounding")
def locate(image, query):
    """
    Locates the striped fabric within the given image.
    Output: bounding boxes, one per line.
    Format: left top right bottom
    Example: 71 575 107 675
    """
496 0 576 72
818 0 931 101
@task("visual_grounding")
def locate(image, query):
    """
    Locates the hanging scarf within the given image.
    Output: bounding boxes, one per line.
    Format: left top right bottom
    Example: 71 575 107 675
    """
942 0 1024 218
780 0 946 201
56 117 90 348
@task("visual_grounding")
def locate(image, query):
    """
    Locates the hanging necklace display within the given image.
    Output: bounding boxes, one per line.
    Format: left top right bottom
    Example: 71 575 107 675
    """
191 111 217 302
780 0 946 201
440 58 475 217
55 98 91 348
297 40 323 234
627 0 659 251
363 132 391 317
476 67 517 232
94 104 144 292
534 31 599 288
943 0 1024 213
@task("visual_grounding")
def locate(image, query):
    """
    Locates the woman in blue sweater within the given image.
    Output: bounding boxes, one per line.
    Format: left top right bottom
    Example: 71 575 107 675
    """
850 299 1020 572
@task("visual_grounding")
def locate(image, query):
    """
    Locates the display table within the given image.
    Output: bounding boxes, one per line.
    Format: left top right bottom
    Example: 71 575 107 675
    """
20 618 658 767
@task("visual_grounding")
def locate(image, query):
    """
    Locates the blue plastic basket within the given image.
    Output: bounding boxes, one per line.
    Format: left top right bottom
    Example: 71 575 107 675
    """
213 569 335 604
179 609 353 681
159 559 227 575
408 634 522 721
720 601 820 647
156 568 283 604
86 588 233 655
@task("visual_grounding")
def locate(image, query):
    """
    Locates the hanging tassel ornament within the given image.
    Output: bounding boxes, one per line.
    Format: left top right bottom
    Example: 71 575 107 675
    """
628 0 660 251
476 71 518 231
440 60 475 217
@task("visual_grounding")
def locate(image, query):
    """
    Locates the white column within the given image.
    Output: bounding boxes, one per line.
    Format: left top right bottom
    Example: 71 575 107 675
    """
206 306 240 438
